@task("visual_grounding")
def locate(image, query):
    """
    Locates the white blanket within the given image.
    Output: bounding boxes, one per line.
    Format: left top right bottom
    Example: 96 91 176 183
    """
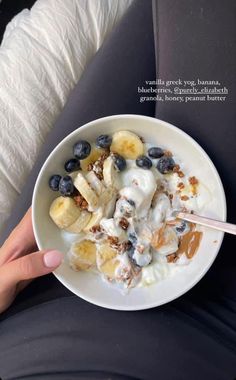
0 0 132 235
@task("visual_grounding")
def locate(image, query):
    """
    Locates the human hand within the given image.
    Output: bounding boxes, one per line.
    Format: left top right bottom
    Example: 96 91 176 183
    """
0 208 63 314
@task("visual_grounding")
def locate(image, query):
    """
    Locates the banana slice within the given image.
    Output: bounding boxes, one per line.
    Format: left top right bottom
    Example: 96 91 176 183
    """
49 196 81 229
83 207 104 232
96 242 119 279
100 218 126 240
100 260 119 279
149 193 171 227
74 173 99 211
86 171 105 195
103 156 121 189
69 239 97 271
103 190 117 218
100 185 116 203
65 210 92 234
110 130 144 159
80 147 106 172
69 170 81 181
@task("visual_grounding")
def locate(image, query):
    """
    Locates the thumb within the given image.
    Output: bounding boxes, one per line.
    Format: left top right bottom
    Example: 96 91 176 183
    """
0 250 63 286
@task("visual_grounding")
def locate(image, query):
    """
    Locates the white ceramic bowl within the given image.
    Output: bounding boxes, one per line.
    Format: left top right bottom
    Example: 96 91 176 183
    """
32 115 226 311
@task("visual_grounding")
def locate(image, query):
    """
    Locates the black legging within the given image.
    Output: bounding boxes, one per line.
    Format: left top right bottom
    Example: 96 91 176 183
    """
0 1 235 379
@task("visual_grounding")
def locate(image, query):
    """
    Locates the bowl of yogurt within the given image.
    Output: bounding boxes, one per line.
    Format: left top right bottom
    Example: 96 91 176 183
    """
32 115 226 310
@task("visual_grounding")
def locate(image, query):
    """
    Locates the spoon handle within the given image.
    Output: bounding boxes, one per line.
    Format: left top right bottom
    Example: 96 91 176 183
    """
177 212 236 235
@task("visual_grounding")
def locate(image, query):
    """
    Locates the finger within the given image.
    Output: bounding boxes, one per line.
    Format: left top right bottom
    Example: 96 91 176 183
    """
0 207 37 265
0 250 63 287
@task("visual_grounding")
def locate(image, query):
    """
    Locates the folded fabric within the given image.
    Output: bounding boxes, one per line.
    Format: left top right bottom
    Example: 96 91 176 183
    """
0 0 132 235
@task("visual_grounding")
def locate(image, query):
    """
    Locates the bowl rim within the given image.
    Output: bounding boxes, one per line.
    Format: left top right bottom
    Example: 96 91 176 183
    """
32 114 227 310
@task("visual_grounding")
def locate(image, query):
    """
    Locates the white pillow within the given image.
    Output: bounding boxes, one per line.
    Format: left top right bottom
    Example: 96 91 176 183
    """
0 0 132 235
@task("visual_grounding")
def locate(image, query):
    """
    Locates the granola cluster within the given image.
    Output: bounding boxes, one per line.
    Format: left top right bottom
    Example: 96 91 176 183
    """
88 151 109 180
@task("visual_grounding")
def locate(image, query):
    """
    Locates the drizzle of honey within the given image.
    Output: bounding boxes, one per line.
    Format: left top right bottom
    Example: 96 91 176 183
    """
151 221 202 259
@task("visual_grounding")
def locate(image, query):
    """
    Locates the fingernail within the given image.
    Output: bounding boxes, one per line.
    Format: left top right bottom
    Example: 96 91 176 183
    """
43 250 63 268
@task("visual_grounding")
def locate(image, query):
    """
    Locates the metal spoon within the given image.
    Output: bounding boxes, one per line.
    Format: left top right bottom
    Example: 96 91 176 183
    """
175 211 236 235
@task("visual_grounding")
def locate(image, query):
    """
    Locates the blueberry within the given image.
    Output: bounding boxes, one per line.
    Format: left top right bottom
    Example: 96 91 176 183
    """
148 147 164 158
49 174 61 191
156 156 175 174
128 246 135 261
136 155 152 169
59 175 75 196
127 199 136 207
174 221 190 236
128 233 137 245
96 134 112 148
113 154 127 171
64 158 80 173
73 140 91 159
